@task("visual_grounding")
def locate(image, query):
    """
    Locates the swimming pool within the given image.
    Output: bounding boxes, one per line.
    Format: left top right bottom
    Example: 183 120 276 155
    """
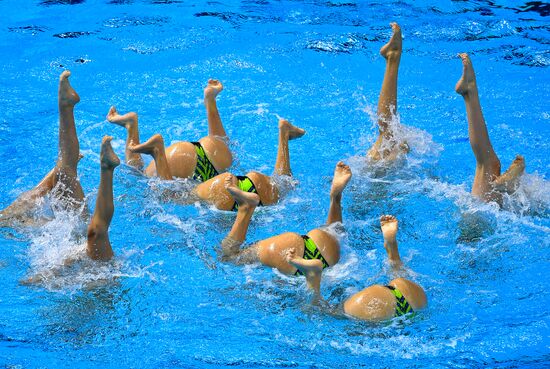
1 0 549 367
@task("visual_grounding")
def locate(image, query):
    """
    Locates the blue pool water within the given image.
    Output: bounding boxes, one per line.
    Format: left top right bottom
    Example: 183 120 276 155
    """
1 0 549 368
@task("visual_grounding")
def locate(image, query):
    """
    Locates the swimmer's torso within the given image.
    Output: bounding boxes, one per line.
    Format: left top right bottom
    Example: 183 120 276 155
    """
195 171 280 210
343 278 427 321
144 137 232 179
257 229 340 275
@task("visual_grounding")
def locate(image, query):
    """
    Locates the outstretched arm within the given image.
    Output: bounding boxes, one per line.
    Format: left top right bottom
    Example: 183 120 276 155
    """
285 248 323 296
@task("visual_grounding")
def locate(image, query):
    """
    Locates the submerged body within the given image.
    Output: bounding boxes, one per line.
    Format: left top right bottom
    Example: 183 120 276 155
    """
343 278 426 321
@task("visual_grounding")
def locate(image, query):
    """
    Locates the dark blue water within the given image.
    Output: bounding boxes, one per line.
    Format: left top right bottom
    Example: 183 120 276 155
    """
0 1 549 368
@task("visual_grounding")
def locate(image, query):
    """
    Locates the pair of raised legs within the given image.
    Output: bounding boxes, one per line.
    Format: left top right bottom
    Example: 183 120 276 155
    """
287 214 427 322
0 71 121 262
455 53 525 203
367 22 409 162
0 71 87 226
23 136 121 284
107 79 232 179
218 162 352 274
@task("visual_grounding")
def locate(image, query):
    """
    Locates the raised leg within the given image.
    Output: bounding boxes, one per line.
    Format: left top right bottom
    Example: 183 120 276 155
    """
274 119 305 176
220 175 260 259
204 79 227 137
368 23 409 161
326 162 352 225
86 136 120 261
377 23 401 133
106 106 144 169
380 215 401 267
285 248 323 296
455 53 502 200
0 169 56 225
54 71 86 210
493 155 525 193
129 134 173 180
57 71 81 171
0 154 85 225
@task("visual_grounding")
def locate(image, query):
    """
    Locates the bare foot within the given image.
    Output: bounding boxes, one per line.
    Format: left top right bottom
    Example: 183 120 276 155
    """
285 247 323 273
225 174 259 210
455 53 477 96
493 155 525 193
279 119 306 140
330 161 352 197
100 136 120 169
204 79 223 100
58 70 80 106
284 247 298 263
129 134 164 155
510 154 525 173
380 22 402 61
106 106 138 129
380 215 398 243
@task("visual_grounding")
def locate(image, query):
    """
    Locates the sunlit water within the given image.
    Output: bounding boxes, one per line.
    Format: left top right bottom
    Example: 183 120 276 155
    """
1 1 549 368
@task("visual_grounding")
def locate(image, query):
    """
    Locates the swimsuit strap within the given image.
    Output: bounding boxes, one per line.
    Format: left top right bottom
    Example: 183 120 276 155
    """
294 235 330 276
385 285 413 317
191 142 219 182
231 176 263 211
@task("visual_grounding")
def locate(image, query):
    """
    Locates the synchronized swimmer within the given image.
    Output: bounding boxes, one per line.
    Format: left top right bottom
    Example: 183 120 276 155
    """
0 22 530 322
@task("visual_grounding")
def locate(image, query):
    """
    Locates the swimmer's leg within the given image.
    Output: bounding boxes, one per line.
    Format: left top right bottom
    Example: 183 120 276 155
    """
106 106 144 169
204 79 227 138
0 168 56 224
285 248 323 296
455 53 502 200
274 119 305 176
58 71 81 171
493 155 525 194
129 134 173 180
186 80 233 176
56 71 86 210
86 136 120 261
0 154 84 225
368 23 408 160
327 162 352 225
220 175 260 259
380 215 402 267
